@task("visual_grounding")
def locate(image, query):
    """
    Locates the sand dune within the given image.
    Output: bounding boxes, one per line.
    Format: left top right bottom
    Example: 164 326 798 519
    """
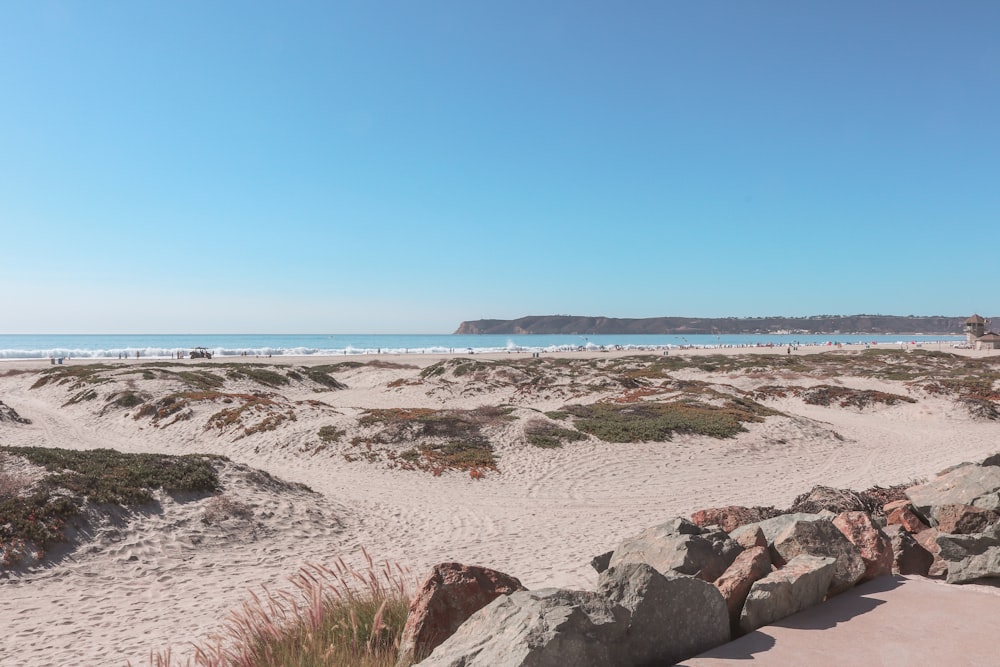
0 346 997 666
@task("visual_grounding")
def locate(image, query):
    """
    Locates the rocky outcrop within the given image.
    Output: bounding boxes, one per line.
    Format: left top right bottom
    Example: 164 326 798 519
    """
416 454 1000 664
609 518 742 582
738 555 837 634
397 563 525 666
598 563 730 665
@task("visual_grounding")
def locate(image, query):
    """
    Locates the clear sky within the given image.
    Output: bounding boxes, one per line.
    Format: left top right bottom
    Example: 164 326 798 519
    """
2 2 998 333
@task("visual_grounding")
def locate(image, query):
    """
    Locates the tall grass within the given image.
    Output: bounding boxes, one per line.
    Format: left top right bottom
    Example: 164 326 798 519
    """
142 549 413 667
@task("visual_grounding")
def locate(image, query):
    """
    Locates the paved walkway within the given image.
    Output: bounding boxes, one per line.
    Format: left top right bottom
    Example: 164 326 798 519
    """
681 575 1000 666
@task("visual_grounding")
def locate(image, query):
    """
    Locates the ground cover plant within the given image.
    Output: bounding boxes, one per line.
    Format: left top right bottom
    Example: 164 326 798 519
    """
523 418 587 448
751 384 917 409
0 447 223 568
352 406 516 472
560 395 777 443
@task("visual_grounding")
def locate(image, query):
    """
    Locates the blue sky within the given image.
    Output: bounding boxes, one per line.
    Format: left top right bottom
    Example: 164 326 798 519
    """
2 2 998 333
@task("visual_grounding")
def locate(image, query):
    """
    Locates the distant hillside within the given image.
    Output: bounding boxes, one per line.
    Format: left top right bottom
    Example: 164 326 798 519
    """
454 315 987 336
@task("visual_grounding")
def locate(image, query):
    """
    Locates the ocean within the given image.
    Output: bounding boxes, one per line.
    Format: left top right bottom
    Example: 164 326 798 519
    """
0 333 966 361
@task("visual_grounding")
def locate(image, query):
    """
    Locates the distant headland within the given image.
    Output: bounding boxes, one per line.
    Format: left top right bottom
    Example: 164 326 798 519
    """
454 315 989 336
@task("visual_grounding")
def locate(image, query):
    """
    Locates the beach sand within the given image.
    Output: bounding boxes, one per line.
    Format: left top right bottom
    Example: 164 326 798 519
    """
1 344 998 665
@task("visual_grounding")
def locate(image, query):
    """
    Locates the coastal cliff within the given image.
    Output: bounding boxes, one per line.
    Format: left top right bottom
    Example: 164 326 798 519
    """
454 315 978 336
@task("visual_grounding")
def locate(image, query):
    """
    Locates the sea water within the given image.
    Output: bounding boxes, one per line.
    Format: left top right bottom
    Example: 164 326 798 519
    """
0 333 965 361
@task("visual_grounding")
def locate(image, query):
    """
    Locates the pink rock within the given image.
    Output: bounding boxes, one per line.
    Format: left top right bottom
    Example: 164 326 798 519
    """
832 511 893 582
935 504 1000 535
714 546 772 634
882 499 912 514
396 562 526 665
913 528 948 578
690 506 777 533
886 506 930 534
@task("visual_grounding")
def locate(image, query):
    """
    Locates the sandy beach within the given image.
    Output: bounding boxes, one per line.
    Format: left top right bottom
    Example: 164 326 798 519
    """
1 344 998 666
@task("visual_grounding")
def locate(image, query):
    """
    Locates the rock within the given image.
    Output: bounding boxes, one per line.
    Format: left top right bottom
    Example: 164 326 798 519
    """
771 518 866 595
935 504 1000 535
738 555 837 634
788 485 867 515
397 563 526 666
883 499 911 514
913 528 949 578
733 526 768 550
886 505 930 534
418 588 629 667
609 519 742 582
981 452 1000 467
729 513 825 546
591 550 614 574
598 562 730 666
905 465 1000 525
936 524 1000 585
690 505 781 532
713 546 772 634
883 524 934 576
832 511 893 582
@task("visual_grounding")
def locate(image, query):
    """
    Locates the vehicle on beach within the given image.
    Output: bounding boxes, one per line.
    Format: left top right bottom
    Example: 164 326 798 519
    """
189 347 213 359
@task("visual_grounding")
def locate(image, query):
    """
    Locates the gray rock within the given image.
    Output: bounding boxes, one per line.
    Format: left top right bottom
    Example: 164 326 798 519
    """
598 562 730 666
609 519 742 582
591 550 614 574
738 555 837 634
906 465 1000 525
936 524 1000 584
418 588 629 667
771 518 866 595
728 513 824 546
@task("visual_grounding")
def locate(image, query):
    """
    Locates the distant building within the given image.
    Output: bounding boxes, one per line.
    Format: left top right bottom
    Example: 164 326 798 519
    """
966 314 988 343
975 332 1000 350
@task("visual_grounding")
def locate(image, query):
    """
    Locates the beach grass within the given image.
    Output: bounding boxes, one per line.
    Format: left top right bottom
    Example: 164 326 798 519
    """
141 550 412 667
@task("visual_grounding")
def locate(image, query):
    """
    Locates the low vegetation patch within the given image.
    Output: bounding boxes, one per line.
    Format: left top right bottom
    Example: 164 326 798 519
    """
354 406 515 472
752 384 917 409
524 419 587 448
0 447 223 568
562 397 773 442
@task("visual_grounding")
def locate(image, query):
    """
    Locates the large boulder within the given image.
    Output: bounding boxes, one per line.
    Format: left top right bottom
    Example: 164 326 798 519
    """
883 524 934 576
935 504 1000 535
713 546 772 634
771 518 866 595
397 563 525 666
609 518 742 582
598 562 730 666
936 524 1000 585
418 589 629 667
832 511 893 582
738 555 837 634
905 465 1000 525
